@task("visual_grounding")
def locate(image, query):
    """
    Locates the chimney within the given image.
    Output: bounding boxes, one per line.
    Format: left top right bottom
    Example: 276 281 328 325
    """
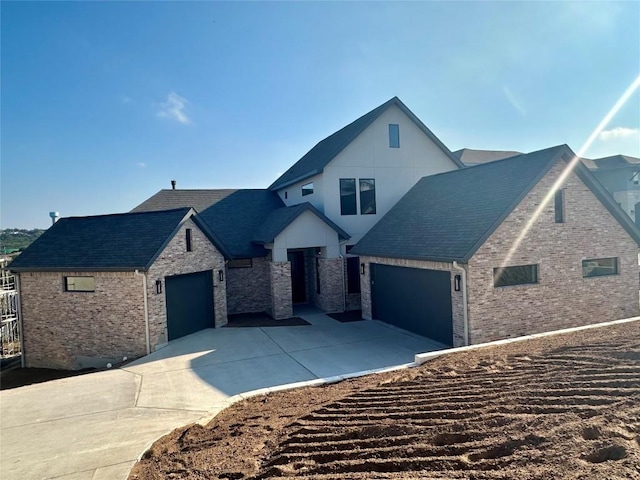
49 211 60 225
171 180 176 190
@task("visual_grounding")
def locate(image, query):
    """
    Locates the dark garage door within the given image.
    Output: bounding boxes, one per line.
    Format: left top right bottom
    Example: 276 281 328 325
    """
165 270 214 341
371 264 453 345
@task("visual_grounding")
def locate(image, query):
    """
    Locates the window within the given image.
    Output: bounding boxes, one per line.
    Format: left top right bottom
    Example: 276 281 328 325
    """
389 124 400 148
555 190 564 223
359 178 376 215
582 257 618 278
347 256 361 293
186 228 192 252
493 265 538 287
302 182 314 196
340 178 357 215
65 276 95 292
228 258 252 268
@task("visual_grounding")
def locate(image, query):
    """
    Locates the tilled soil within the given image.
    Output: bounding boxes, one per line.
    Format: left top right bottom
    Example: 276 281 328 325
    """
129 321 640 480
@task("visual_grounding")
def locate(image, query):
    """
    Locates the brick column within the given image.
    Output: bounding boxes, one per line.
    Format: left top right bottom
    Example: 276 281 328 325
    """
315 258 344 313
360 260 372 320
269 261 293 319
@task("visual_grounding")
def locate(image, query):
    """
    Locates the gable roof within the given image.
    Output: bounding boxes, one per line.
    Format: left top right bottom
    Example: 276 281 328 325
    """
253 203 350 245
268 97 464 191
131 189 237 213
197 190 286 258
453 148 522 166
8 208 231 272
352 145 640 263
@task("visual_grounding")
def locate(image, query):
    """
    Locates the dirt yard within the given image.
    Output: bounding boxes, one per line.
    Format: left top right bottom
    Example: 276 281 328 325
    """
129 321 640 480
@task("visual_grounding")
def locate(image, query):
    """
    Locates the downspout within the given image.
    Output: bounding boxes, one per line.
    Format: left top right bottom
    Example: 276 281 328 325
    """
452 261 469 346
136 270 151 355
15 274 26 368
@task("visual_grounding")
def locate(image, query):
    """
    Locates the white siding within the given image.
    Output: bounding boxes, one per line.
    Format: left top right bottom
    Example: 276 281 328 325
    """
271 210 341 261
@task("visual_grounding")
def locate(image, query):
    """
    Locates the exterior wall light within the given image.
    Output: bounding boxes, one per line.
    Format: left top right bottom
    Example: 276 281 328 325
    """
155 279 162 294
218 270 224 282
361 263 365 275
454 274 461 291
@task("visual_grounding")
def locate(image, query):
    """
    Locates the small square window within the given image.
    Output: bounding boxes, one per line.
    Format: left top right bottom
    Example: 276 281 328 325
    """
65 276 95 292
302 182 314 196
582 257 618 277
389 124 400 148
493 265 538 287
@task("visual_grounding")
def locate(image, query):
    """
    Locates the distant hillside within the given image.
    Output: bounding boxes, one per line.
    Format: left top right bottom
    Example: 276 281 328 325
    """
1 229 45 253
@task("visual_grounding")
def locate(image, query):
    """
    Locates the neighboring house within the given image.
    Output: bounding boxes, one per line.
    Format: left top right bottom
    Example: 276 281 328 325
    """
581 154 640 224
9 208 229 369
353 145 640 347
453 148 522 166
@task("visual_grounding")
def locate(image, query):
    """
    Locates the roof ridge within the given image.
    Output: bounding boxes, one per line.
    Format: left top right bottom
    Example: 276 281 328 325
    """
61 207 192 221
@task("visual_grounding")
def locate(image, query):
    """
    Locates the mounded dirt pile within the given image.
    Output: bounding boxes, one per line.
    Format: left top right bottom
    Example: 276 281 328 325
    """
129 321 640 479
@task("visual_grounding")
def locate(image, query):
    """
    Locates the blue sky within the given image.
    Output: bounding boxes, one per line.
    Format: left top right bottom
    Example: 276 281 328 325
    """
2 1 639 229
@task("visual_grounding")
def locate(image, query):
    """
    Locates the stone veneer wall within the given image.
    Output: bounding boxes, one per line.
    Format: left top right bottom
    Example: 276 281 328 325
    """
467 162 640 344
146 219 227 349
269 261 293 319
19 271 146 369
360 256 466 347
314 257 344 313
226 256 271 314
344 256 362 311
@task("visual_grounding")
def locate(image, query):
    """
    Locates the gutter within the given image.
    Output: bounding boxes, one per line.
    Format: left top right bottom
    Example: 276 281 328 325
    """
452 261 469 346
15 274 26 368
136 270 151 355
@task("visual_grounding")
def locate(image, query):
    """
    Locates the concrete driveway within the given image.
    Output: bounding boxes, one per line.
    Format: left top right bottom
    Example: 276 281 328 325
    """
0 310 445 480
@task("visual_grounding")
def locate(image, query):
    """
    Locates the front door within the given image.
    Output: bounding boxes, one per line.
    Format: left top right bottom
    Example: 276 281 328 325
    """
288 251 306 304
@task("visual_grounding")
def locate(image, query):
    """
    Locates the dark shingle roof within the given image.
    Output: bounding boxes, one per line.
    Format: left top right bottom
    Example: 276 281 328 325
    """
581 154 640 171
253 203 350 244
352 145 640 262
131 189 237 213
269 97 463 191
453 148 522 166
197 190 285 258
8 208 208 272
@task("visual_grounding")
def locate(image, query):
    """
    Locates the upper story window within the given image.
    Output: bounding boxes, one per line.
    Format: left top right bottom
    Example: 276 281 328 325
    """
389 124 400 148
65 276 95 292
582 257 618 278
186 228 193 252
493 264 538 287
359 178 376 215
340 178 357 215
554 189 564 223
302 182 314 196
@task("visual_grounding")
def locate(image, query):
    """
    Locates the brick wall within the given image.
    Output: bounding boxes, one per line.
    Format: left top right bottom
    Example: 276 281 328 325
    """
147 219 227 348
314 257 344 313
467 161 640 343
359 256 466 347
19 271 146 369
225 256 271 315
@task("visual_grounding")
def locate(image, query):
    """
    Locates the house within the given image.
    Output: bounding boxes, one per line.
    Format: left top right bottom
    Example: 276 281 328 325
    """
581 154 640 224
12 97 463 368
133 97 463 320
9 208 229 369
352 145 640 347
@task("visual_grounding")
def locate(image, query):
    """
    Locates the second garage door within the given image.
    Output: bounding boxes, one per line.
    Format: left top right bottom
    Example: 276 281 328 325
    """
371 263 453 345
165 270 214 341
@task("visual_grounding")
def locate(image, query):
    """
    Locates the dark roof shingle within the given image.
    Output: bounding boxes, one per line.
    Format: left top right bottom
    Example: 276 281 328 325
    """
353 145 640 262
9 208 195 272
131 189 237 213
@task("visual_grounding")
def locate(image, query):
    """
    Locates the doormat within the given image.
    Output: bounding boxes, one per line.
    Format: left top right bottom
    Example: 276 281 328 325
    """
225 312 310 327
327 310 364 323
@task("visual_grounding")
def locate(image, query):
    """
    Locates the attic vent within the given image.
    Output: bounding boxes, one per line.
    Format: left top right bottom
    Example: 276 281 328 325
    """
171 180 176 190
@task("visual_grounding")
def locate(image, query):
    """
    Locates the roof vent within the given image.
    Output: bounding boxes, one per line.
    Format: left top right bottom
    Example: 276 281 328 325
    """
171 180 176 190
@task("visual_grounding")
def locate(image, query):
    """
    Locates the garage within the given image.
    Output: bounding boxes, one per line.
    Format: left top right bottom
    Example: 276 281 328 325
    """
165 270 215 341
370 263 453 345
